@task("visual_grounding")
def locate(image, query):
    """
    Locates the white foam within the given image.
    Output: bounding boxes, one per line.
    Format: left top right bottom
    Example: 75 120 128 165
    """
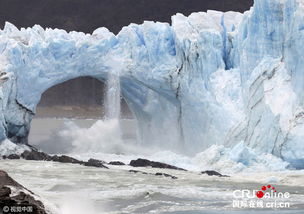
59 119 124 154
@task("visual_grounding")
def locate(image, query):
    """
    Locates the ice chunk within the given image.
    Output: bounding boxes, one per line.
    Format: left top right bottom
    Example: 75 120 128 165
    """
0 139 29 156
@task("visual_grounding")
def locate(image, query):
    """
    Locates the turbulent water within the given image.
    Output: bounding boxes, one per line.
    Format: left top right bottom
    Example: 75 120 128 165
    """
0 118 293 213
1 158 304 214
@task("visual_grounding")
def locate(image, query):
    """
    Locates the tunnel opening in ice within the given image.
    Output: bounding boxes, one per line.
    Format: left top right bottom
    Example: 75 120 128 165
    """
35 76 133 119
28 76 137 154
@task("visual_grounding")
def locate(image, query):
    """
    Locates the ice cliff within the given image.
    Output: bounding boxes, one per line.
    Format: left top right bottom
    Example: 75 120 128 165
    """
0 0 303 168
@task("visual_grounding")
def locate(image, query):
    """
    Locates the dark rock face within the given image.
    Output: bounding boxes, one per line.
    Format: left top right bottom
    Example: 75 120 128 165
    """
0 170 47 214
0 171 24 189
2 149 111 170
0 186 11 197
108 161 125 166
3 154 20 160
51 155 83 164
84 159 108 168
201 170 230 177
21 150 52 161
130 158 186 171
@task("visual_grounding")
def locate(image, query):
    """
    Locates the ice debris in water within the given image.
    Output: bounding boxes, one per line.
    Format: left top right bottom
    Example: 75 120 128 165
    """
193 142 290 173
0 139 30 156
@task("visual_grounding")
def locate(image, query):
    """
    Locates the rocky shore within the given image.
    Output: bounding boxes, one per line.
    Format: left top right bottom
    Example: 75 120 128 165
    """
2 149 229 182
0 148 231 213
0 170 48 214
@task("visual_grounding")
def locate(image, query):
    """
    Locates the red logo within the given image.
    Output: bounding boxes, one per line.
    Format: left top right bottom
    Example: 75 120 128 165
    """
256 185 276 198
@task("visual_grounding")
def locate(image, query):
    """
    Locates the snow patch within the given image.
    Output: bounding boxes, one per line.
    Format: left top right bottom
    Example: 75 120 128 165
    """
0 139 29 156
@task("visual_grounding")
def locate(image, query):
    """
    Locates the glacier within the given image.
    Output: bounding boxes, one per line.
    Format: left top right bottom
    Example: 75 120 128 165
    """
0 0 303 169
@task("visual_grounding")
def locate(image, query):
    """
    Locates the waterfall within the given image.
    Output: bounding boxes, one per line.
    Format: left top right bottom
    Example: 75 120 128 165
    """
105 72 121 120
58 72 124 154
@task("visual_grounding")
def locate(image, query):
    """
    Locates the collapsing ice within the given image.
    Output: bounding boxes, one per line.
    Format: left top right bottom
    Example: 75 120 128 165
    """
105 72 121 121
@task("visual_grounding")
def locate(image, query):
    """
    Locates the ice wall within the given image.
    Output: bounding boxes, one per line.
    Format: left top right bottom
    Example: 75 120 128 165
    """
0 0 303 168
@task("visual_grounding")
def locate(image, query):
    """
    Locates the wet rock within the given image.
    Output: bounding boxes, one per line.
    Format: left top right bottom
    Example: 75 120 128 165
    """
3 154 20 160
51 155 83 164
129 170 178 179
129 170 148 175
0 186 11 197
3 148 110 170
108 161 125 165
11 191 45 209
0 170 47 214
0 170 25 189
155 172 178 179
130 158 187 171
201 170 230 177
21 150 52 161
84 158 108 168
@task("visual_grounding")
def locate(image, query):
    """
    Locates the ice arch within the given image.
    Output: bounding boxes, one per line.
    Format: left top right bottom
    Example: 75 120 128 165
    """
0 16 232 154
0 21 185 151
0 13 239 156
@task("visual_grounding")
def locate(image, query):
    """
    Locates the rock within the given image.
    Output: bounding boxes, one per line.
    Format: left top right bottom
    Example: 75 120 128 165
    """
201 170 230 177
4 148 110 170
84 158 108 168
11 191 45 208
51 155 83 164
155 172 178 179
0 186 11 197
108 161 125 165
21 150 52 161
3 154 20 160
129 170 148 175
0 170 24 189
129 170 178 179
130 158 186 171
0 170 47 214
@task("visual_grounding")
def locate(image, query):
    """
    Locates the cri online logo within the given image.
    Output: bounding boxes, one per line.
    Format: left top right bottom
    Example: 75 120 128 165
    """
256 184 276 198
233 185 290 199
233 185 291 209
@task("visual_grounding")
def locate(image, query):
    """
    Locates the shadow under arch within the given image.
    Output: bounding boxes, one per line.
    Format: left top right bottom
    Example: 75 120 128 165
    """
28 75 138 153
36 76 133 119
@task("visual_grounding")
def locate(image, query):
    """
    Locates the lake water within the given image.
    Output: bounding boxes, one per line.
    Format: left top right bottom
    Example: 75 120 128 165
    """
1 118 303 214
